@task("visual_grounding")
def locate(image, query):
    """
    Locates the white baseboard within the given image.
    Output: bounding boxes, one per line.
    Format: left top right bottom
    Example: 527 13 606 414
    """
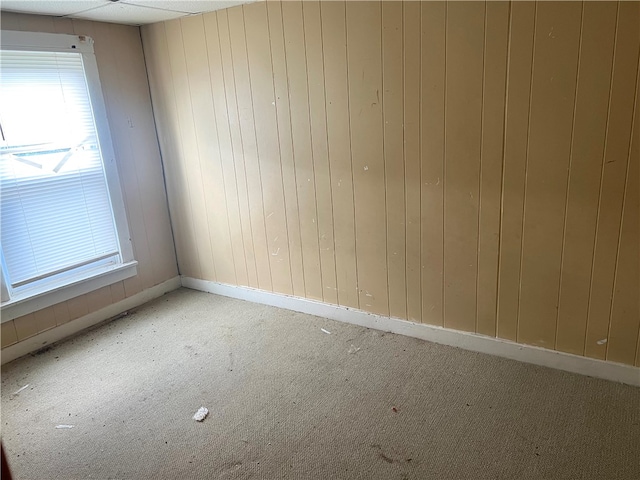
182 276 640 387
1 276 182 365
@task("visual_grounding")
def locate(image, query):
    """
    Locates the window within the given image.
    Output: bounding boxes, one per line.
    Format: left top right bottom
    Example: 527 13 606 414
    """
1 31 136 321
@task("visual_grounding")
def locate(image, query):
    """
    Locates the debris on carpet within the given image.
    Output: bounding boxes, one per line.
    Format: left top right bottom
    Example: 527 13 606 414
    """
193 407 209 422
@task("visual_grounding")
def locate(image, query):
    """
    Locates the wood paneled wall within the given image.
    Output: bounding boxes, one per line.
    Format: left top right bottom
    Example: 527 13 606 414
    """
0 13 178 349
142 1 639 366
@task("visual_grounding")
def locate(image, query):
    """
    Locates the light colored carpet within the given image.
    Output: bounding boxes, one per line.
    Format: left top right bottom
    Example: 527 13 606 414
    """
1 288 639 480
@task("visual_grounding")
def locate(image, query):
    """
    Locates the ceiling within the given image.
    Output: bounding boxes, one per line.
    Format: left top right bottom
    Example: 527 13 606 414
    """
0 0 256 26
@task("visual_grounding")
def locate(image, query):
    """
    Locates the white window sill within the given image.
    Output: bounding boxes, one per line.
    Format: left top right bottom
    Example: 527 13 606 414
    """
1 261 137 323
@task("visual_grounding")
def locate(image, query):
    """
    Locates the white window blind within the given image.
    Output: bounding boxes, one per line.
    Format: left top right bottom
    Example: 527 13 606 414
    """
0 50 120 290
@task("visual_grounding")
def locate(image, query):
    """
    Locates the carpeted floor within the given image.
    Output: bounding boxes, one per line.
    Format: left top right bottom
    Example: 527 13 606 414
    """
1 288 639 480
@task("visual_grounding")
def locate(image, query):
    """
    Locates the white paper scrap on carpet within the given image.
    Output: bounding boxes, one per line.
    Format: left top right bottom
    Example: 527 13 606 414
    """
55 425 74 429
193 407 209 422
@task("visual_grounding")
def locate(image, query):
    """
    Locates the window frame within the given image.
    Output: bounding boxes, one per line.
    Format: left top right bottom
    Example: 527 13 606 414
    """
0 30 137 322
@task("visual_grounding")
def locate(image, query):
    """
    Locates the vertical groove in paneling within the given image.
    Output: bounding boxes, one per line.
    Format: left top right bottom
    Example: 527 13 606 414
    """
606 57 639 365
202 12 249 286
167 19 216 282
380 2 390 316
218 9 260 288
554 1 618 356
320 1 359 308
302 0 338 304
346 0 389 316
266 1 306 297
228 7 273 291
496 1 536 342
143 23 191 278
382 0 407 320
420 1 446 327
181 15 236 285
517 1 582 348
443 0 485 333
159 20 205 280
515 1 538 343
554 2 586 351
442 3 447 327
494 1 512 338
244 2 293 295
475 1 488 335
139 0 640 366
281 1 323 300
584 1 640 360
476 1 509 337
403 0 421 323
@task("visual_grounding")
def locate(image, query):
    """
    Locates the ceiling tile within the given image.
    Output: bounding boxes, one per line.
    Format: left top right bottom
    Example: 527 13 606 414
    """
69 2 185 25
1 1 110 16
121 1 251 15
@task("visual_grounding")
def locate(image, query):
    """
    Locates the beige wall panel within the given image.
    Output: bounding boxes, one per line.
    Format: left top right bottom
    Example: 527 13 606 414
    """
110 282 126 304
165 19 216 281
403 1 421 322
518 1 582 348
180 16 237 285
88 22 154 292
382 1 407 320
243 3 293 295
32 307 57 335
585 2 640 360
67 295 89 322
346 1 389 316
281 1 323 300
217 9 260 288
607 81 639 365
1 321 18 348
0 12 23 29
265 2 306 298
443 1 485 333
319 1 359 309
476 1 509 337
122 274 143 299
10 309 47 340
53 302 71 326
141 23 194 280
419 1 446 327
227 7 274 291
555 2 617 355
496 1 536 341
53 17 74 33
85 286 113 313
139 1 640 366
113 25 182 286
16 13 55 32
144 22 200 280
301 1 338 304
116 25 177 285
201 13 250 286
13 314 37 342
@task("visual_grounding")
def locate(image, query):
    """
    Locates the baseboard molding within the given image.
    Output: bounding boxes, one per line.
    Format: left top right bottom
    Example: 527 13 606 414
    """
1 276 182 365
182 276 640 387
